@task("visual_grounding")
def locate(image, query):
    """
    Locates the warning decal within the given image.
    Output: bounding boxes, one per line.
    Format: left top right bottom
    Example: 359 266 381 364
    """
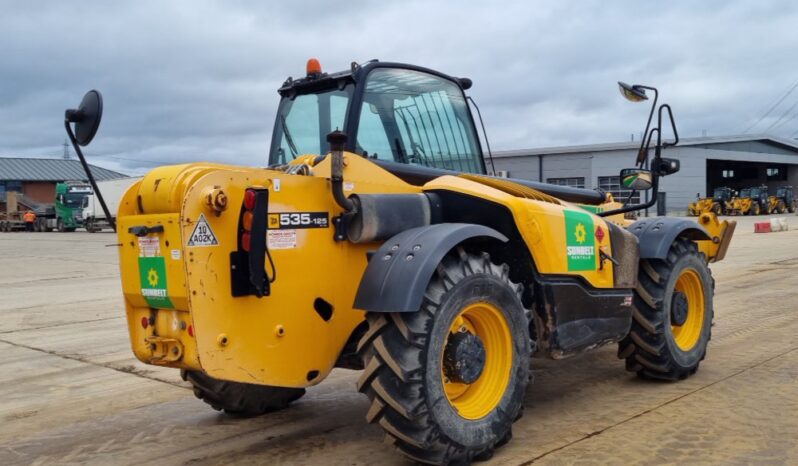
187 213 218 246
268 229 297 249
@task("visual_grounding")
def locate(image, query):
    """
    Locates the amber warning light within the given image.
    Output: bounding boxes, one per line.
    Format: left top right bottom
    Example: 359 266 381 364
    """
307 58 322 76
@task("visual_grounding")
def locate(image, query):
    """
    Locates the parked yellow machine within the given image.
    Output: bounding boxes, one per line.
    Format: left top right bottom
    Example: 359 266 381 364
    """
688 187 733 216
730 186 768 215
65 61 736 465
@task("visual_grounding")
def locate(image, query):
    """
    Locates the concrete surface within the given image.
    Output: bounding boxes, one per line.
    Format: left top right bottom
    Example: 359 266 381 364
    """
1 214 796 465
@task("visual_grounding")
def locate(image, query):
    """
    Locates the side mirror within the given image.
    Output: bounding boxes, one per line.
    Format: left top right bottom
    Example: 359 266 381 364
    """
620 168 653 191
65 90 103 146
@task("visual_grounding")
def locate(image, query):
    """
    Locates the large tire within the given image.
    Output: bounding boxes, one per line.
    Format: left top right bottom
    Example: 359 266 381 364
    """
181 370 305 416
619 238 713 380
750 203 760 216
357 249 532 465
790 201 796 214
711 203 721 216
57 218 65 232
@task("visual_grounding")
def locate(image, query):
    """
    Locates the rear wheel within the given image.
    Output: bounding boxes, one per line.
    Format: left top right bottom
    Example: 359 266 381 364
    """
619 238 713 380
779 201 787 214
357 249 532 465
750 203 761 215
790 201 796 214
181 370 305 416
711 203 721 216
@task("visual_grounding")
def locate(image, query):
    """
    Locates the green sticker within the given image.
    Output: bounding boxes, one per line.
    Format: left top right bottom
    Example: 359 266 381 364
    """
577 204 604 214
138 256 174 309
564 210 597 271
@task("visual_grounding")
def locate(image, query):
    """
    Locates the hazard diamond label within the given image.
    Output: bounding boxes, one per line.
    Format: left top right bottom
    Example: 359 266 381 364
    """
187 213 218 246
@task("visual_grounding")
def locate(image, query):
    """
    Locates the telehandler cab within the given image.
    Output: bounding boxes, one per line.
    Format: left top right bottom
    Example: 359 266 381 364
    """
66 60 735 465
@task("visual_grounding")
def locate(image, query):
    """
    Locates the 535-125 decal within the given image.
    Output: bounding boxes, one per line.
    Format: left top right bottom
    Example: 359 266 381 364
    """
268 212 329 229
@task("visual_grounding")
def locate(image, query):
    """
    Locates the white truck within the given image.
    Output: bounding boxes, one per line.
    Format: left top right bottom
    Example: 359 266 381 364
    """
82 177 142 232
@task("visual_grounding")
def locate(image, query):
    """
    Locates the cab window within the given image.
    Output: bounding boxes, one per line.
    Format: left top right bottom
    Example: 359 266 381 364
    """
356 68 483 173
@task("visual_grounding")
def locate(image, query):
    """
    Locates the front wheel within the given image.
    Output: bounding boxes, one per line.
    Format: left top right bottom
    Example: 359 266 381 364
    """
181 370 305 416
619 238 713 380
357 249 532 465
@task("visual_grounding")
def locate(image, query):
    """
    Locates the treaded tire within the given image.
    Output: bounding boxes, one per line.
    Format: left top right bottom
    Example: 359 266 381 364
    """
357 249 532 465
618 238 714 380
711 203 721 216
181 370 305 416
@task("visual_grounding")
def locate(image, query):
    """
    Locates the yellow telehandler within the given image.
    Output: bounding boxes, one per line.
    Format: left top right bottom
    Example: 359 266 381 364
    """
730 186 768 215
64 61 735 465
688 187 733 216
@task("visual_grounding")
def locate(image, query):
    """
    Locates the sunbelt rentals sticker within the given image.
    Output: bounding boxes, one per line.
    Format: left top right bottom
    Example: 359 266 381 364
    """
564 210 597 271
138 256 174 309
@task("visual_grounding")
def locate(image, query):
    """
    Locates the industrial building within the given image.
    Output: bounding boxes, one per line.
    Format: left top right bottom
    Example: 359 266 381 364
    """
0 157 126 206
492 134 798 213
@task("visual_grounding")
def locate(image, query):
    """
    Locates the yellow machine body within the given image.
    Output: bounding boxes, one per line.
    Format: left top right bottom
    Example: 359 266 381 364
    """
731 196 753 215
116 153 703 388
688 197 717 216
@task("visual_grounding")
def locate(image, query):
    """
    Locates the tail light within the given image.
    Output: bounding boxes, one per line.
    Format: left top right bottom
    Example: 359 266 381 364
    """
231 186 271 297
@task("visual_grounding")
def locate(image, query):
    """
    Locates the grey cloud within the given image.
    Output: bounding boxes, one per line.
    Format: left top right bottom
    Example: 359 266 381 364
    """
2 0 798 174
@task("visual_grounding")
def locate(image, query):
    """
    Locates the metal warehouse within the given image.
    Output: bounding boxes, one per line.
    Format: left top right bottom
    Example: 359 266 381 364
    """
0 157 126 206
492 134 798 213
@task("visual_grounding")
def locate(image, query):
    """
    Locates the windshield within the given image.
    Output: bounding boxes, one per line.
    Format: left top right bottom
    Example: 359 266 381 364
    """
739 189 751 198
357 68 483 173
777 187 789 197
63 193 88 208
713 188 727 200
750 188 763 197
269 85 353 165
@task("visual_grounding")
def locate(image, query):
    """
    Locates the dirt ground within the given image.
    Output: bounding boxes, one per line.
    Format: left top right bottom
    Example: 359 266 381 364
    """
1 214 796 465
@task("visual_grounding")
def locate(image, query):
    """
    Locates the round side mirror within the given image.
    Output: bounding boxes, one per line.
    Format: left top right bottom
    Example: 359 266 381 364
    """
65 90 103 146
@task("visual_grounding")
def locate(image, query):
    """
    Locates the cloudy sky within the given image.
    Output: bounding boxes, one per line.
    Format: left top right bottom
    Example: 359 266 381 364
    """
2 1 798 175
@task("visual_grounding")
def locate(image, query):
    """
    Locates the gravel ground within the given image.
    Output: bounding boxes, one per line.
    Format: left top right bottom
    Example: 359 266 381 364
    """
0 214 796 465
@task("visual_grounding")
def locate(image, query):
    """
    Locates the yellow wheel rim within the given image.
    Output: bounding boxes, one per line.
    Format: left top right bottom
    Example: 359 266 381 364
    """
670 268 705 351
442 302 512 420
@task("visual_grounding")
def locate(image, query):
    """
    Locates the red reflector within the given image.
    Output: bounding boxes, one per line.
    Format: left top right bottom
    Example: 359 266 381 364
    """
242 232 251 251
244 190 256 210
188 325 194 337
595 226 605 242
141 316 149 329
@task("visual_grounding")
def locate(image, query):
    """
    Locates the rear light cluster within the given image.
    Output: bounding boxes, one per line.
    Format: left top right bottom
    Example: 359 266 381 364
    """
232 186 272 298
241 188 259 252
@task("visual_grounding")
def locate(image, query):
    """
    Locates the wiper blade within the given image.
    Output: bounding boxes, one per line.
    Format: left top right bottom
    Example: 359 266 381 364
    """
279 114 299 159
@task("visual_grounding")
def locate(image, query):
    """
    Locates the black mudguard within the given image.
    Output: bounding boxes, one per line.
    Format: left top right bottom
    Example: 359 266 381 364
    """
627 217 710 259
353 223 508 313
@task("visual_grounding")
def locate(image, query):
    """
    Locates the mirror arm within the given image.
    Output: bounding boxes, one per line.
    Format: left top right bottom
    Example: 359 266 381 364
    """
636 86 658 168
64 120 116 232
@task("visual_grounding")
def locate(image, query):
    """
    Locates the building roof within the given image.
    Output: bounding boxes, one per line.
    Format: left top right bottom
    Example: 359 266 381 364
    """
493 134 798 158
0 157 127 182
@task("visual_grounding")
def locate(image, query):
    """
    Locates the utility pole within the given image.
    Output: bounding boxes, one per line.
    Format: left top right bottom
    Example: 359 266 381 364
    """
63 139 70 160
